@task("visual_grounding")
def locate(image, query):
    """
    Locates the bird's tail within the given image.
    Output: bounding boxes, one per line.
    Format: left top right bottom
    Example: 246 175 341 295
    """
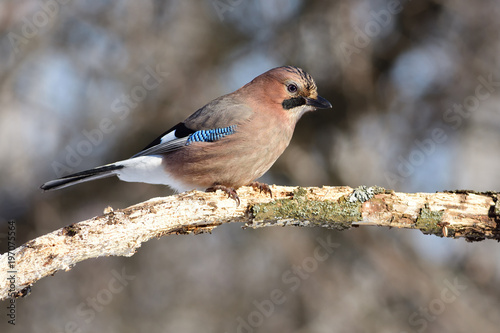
40 164 124 191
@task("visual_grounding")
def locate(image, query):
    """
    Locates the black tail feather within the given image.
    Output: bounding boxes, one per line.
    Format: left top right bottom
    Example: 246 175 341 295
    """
40 164 124 191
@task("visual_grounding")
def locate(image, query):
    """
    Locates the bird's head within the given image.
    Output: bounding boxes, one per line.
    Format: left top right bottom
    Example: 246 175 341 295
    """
245 66 332 122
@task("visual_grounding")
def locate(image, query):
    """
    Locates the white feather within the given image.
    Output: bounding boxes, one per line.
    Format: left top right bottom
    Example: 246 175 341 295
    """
116 156 197 192
160 131 178 143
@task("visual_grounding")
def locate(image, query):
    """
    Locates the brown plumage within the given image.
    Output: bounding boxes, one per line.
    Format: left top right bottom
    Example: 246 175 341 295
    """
41 66 332 204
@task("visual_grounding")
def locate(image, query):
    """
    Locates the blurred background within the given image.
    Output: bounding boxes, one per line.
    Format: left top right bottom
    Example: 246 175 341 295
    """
1 0 500 332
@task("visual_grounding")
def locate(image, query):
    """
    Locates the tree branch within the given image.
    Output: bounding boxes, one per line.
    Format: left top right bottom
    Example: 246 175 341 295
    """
1 185 499 300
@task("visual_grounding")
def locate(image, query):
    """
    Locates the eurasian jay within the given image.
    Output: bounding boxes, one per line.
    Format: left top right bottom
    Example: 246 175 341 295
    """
41 66 332 204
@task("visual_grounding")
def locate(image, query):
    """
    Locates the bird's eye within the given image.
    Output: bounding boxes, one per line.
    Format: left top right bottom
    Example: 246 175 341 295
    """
287 83 298 94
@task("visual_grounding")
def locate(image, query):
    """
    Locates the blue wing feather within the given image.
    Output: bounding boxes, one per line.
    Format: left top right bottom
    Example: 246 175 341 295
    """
186 125 236 145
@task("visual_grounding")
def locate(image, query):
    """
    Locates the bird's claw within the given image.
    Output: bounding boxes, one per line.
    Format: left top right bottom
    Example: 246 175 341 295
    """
248 182 273 198
206 185 240 206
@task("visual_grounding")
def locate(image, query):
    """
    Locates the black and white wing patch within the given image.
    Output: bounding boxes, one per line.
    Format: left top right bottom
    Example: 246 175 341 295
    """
131 123 193 158
132 122 237 158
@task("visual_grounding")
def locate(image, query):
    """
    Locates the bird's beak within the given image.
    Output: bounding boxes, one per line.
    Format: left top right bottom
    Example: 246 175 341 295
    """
306 95 332 109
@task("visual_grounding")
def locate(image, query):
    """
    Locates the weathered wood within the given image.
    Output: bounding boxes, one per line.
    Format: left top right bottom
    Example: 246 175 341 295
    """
1 186 498 300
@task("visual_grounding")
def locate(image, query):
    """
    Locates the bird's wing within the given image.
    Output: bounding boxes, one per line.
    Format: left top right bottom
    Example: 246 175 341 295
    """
130 122 195 158
131 95 252 158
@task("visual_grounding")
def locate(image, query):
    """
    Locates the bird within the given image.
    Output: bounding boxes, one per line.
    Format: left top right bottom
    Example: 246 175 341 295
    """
41 66 332 205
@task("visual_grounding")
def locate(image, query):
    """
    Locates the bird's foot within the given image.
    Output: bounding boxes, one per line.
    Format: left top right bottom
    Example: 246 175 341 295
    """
206 185 240 206
248 181 273 198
